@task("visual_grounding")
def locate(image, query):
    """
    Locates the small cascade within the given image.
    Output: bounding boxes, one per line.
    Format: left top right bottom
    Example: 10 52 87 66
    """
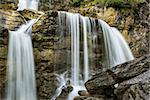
51 72 67 100
17 0 39 11
98 20 134 67
6 20 37 100
54 11 134 100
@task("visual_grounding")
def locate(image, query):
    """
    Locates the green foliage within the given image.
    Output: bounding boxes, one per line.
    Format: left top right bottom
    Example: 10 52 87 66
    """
93 0 124 6
120 8 134 16
70 0 84 7
92 0 145 6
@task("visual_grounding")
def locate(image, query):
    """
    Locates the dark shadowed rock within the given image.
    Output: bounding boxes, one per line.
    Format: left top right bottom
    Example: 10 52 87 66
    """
78 90 91 96
85 70 117 96
74 96 104 100
56 85 73 100
85 53 150 99
36 73 58 99
113 53 150 82
115 70 150 100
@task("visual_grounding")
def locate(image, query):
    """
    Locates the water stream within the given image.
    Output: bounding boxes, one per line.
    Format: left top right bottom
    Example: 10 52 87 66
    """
54 11 134 100
6 20 37 100
17 0 39 11
98 20 134 67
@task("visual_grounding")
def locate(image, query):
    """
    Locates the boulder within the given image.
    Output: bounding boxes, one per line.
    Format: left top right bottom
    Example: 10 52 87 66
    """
85 53 150 99
85 70 117 97
115 70 150 100
113 53 150 82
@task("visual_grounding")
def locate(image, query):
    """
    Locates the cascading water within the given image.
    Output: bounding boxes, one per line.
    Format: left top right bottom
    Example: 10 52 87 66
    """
54 11 134 100
81 16 90 82
17 0 39 11
98 20 134 67
51 72 67 100
6 20 37 100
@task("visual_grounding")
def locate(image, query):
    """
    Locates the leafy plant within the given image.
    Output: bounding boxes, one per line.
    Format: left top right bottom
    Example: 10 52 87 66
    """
70 0 84 7
92 0 145 6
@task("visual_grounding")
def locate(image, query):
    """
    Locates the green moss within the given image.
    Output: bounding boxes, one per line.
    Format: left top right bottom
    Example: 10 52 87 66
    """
70 0 84 7
0 3 17 10
120 8 134 16
92 0 145 7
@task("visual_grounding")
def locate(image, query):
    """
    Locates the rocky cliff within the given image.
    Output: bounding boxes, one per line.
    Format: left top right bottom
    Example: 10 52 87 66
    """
0 0 150 100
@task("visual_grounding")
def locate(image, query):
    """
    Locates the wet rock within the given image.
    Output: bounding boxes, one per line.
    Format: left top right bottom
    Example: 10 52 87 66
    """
56 85 73 100
0 9 25 30
78 90 90 96
0 1 150 100
113 53 150 82
74 96 103 100
85 54 150 99
85 70 117 95
36 73 58 99
115 70 150 100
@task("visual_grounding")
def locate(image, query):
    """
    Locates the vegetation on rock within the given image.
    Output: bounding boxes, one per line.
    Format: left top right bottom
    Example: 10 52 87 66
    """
93 0 146 6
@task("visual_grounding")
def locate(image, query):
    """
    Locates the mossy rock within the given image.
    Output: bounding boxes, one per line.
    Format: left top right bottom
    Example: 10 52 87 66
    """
92 0 146 7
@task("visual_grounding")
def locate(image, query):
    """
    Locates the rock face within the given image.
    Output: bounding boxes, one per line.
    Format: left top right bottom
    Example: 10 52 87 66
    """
37 73 58 99
0 1 150 100
0 7 59 99
85 70 116 96
115 70 150 100
85 54 150 100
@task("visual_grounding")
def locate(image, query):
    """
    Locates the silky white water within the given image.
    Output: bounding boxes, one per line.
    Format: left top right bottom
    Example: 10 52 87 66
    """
98 20 134 67
6 20 37 100
17 0 39 11
81 16 90 82
54 12 93 100
54 11 134 100
69 13 80 86
51 72 67 100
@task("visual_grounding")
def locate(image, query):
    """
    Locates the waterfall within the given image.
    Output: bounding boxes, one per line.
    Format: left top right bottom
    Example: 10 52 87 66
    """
69 13 80 86
98 20 134 67
81 16 90 82
6 20 37 100
51 72 67 100
61 12 91 86
55 11 134 100
17 0 39 11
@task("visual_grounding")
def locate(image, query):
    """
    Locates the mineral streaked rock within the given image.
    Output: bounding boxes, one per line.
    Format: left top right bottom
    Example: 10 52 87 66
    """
113 53 150 81
0 6 49 31
36 73 58 99
115 70 150 100
0 9 24 30
85 70 117 95
19 9 45 20
85 54 150 99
